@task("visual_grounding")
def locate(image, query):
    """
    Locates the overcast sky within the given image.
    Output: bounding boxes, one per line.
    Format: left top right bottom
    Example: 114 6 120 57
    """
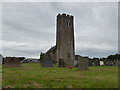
1 2 118 58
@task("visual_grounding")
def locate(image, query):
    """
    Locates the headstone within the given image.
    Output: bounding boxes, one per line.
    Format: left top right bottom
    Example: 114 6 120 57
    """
41 54 53 67
58 58 65 67
94 60 100 66
114 60 120 66
103 60 113 66
108 60 113 66
89 60 93 66
100 61 104 66
4 57 22 67
112 61 115 66
103 60 107 66
78 56 89 71
117 60 120 66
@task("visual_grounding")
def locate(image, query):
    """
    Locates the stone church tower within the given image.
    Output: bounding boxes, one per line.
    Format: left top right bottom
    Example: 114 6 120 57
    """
56 13 75 66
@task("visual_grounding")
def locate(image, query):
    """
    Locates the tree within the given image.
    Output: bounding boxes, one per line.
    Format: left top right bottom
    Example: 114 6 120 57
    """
107 54 120 61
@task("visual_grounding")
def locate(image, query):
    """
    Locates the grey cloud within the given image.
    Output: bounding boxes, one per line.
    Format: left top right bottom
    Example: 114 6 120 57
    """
2 2 118 58
2 47 41 58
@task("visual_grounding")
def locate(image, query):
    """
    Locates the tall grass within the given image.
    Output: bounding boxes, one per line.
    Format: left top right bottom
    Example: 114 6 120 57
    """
2 63 118 88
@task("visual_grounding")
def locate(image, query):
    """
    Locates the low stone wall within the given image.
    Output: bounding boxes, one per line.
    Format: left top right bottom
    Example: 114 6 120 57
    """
4 57 22 67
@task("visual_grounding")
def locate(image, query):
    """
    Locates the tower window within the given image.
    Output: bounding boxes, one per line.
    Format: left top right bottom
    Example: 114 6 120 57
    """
67 22 70 26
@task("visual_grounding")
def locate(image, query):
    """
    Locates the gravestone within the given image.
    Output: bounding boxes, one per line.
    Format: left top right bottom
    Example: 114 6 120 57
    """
41 54 53 67
114 60 120 66
103 60 113 66
78 56 89 70
89 59 93 66
58 58 65 67
94 60 100 66
4 57 22 67
103 60 107 66
100 61 104 66
108 60 113 66
117 60 120 66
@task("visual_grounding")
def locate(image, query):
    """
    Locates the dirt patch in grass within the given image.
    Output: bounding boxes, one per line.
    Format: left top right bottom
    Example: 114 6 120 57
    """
5 85 15 88
54 78 64 82
66 85 73 88
32 83 42 88
24 83 42 88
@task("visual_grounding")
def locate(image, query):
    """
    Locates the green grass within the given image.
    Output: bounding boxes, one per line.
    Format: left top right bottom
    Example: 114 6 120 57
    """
0 64 2 89
2 63 118 88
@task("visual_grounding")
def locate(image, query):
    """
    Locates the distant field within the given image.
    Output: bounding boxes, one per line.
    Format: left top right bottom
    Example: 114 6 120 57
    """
2 63 118 88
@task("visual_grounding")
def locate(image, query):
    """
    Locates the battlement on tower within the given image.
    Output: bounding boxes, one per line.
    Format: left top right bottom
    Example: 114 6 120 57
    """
57 13 73 19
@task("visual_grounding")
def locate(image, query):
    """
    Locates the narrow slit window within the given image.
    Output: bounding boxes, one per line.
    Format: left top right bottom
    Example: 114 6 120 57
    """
67 22 70 26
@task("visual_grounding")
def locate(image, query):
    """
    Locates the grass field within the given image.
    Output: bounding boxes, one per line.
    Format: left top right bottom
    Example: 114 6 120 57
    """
2 63 118 88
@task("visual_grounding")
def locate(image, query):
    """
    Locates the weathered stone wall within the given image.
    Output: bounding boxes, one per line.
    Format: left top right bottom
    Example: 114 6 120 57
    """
49 50 57 63
56 13 75 66
41 54 53 67
78 56 89 70
4 57 22 67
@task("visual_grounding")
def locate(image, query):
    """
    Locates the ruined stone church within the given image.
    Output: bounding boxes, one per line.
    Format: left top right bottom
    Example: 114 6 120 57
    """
42 13 75 67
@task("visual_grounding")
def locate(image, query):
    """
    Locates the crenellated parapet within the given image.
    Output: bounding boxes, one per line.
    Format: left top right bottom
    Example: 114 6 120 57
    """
57 13 73 20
